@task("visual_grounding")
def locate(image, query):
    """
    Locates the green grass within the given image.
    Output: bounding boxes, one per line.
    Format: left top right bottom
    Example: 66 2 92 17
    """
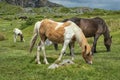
0 14 120 80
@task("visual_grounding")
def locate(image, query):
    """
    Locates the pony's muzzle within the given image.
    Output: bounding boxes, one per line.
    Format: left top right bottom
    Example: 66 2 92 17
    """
87 61 92 64
107 49 110 52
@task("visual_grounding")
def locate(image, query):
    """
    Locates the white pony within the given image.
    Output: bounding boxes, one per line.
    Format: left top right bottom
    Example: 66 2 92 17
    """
13 28 25 42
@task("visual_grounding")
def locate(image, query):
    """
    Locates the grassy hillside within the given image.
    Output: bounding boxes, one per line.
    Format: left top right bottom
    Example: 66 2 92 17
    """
0 2 23 15
0 4 120 80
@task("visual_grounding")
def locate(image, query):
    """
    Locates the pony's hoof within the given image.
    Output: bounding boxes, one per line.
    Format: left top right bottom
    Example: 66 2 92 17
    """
37 62 41 64
44 59 49 64
107 50 110 52
45 62 49 64
92 51 97 53
71 57 74 61
93 51 97 53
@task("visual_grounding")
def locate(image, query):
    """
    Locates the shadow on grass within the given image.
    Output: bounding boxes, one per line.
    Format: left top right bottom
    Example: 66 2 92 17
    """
29 55 57 64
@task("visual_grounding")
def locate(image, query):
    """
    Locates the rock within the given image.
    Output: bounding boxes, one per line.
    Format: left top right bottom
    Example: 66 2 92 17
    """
59 59 74 66
48 59 74 69
48 63 59 69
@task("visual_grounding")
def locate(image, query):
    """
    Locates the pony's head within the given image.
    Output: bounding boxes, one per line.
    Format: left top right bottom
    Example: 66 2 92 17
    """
104 36 112 52
82 44 93 64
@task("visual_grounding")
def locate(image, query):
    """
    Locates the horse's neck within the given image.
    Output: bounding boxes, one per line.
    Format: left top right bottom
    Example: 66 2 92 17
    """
75 30 88 48
103 26 110 39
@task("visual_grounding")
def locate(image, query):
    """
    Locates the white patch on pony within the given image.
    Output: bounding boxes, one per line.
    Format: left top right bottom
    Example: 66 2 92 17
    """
13 28 22 35
55 22 63 30
34 21 43 34
70 21 83 42
64 21 75 40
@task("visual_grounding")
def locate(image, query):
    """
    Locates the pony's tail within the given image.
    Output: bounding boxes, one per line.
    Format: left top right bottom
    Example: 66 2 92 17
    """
29 33 38 53
29 21 41 53
29 22 39 53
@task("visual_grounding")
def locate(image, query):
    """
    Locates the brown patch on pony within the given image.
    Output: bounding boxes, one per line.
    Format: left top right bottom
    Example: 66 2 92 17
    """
60 21 71 28
39 19 71 43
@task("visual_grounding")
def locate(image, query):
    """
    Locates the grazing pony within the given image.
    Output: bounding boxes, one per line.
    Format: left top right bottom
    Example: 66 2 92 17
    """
13 28 25 42
62 17 112 54
30 19 92 64
18 16 27 20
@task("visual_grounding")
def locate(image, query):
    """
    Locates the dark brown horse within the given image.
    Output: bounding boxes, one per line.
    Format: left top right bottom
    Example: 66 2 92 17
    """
54 17 112 55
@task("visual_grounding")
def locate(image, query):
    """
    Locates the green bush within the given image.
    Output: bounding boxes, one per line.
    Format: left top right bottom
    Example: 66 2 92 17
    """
20 17 36 30
59 7 70 13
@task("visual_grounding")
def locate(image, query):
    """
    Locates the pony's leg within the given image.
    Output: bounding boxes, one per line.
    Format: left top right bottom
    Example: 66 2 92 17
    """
36 45 41 64
92 34 100 54
57 40 70 61
53 43 58 51
68 43 71 55
41 40 49 64
23 38 25 42
14 34 17 42
20 34 25 42
36 40 49 64
69 42 75 60
22 35 25 42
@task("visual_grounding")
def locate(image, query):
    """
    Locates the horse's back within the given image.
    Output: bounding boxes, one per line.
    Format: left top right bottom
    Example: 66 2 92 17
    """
79 18 98 37
40 19 64 43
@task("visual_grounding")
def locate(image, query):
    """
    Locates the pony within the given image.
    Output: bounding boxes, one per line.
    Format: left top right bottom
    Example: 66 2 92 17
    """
61 17 112 54
18 16 27 20
13 28 25 42
29 19 92 64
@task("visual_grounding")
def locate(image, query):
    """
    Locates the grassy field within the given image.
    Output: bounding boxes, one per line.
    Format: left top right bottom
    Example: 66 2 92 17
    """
0 14 120 80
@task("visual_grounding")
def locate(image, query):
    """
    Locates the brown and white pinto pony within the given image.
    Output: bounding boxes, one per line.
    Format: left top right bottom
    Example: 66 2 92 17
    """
30 19 93 64
13 28 25 42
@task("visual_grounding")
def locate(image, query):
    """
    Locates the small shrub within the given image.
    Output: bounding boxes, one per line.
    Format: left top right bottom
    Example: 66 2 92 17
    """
20 17 36 30
26 18 35 25
59 7 70 13
53 15 63 18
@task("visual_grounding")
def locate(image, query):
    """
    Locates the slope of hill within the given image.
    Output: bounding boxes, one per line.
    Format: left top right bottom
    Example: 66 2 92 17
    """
0 0 63 7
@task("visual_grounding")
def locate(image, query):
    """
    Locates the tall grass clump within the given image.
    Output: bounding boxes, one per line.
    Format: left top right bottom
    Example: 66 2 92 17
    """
0 33 5 41
106 19 120 32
